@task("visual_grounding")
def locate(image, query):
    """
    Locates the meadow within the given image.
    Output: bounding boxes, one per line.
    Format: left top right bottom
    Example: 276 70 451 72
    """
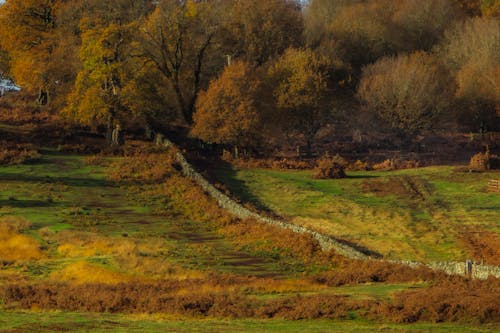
0 138 498 332
214 166 500 264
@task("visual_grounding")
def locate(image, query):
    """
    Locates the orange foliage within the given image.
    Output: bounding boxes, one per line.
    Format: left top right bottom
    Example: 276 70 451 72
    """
0 141 40 165
192 61 267 148
107 149 177 182
374 277 500 323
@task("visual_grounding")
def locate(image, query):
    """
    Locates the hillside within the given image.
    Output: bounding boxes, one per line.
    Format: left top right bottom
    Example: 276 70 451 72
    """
214 166 500 264
0 118 499 331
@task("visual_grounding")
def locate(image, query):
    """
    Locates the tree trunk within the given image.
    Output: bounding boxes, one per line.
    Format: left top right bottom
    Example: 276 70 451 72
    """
106 113 114 145
37 89 48 106
305 138 312 158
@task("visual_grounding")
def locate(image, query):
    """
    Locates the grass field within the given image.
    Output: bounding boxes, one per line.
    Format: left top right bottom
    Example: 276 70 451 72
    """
0 146 498 332
215 166 500 263
1 311 497 333
0 149 308 280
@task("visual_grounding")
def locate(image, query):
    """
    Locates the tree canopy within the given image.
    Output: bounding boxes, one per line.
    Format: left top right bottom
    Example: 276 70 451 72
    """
0 0 497 148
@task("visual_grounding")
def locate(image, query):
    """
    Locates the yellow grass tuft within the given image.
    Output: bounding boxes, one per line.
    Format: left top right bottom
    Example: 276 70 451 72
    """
0 218 43 261
50 261 132 284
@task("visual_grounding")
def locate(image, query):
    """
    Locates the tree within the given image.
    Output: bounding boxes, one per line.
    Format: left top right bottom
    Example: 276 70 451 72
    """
439 17 499 131
392 0 462 51
305 0 402 83
304 0 367 48
480 0 500 17
63 0 153 141
0 0 58 104
191 61 267 153
136 0 221 124
358 52 453 142
225 0 304 66
268 48 331 155
0 45 9 77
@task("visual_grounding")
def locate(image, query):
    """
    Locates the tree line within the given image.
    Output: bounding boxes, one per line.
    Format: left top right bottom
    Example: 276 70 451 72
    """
0 0 498 152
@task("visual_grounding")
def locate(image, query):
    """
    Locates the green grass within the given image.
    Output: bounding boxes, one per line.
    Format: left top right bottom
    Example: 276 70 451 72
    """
0 149 498 332
0 311 497 333
251 282 428 301
215 166 500 262
0 150 308 279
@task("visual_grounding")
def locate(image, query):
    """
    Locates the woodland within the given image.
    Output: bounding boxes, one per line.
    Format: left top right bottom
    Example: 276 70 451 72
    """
0 0 498 156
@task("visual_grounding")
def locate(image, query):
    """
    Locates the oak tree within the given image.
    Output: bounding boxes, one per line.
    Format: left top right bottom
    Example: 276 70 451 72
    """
191 61 267 152
268 48 331 155
136 0 221 124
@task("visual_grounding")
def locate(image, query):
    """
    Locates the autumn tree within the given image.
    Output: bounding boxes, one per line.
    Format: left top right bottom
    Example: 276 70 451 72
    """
268 48 331 155
64 0 153 141
191 61 268 154
304 0 405 90
224 0 304 66
392 0 462 51
358 52 453 142
121 61 178 128
453 0 499 16
0 45 9 77
0 0 59 104
438 17 499 131
480 0 500 16
304 0 367 48
136 0 222 124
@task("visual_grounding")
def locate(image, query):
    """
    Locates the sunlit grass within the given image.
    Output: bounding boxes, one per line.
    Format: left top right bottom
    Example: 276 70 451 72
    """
215 166 500 262
0 311 496 333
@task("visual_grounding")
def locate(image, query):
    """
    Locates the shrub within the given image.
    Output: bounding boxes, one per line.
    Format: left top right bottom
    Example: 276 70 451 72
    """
0 217 43 261
348 159 372 171
373 158 420 171
311 260 438 287
469 149 500 171
107 149 178 182
0 141 40 165
230 158 313 170
373 277 500 323
313 154 347 179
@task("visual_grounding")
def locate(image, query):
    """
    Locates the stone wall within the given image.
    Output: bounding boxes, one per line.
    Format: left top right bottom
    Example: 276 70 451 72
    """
393 260 500 279
157 133 500 279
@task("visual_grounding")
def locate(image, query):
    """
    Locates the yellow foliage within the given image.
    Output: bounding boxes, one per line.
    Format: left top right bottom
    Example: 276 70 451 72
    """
185 0 198 18
57 238 137 258
50 261 132 284
0 219 43 261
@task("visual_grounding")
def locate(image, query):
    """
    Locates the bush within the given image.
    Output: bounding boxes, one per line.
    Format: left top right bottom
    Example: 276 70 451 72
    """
373 277 500 323
313 154 346 179
348 159 372 171
0 141 40 165
373 158 419 171
107 149 178 182
469 149 500 171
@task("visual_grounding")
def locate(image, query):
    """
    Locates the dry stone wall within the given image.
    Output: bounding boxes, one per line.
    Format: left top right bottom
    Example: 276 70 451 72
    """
157 134 500 279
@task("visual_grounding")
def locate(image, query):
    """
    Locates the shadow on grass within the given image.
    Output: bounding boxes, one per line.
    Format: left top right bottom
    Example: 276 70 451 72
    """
346 174 381 179
0 173 113 188
336 238 383 258
213 162 274 214
0 199 56 208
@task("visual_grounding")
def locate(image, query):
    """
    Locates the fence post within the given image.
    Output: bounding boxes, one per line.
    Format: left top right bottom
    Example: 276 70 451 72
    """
465 259 473 278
